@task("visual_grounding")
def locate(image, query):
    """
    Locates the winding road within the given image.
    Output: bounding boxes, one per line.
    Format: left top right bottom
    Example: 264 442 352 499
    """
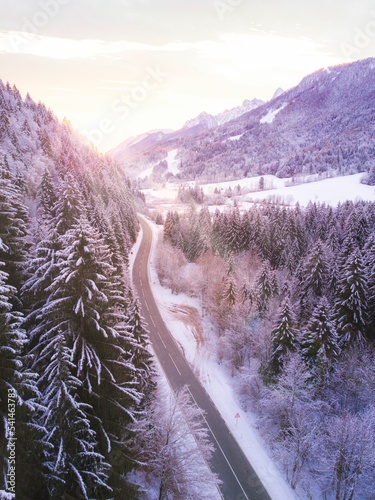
132 216 272 500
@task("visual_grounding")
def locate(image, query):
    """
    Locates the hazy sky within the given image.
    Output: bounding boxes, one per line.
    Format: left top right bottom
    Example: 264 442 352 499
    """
1 0 374 151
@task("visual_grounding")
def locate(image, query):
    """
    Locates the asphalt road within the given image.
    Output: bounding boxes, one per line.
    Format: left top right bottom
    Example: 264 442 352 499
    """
132 216 272 500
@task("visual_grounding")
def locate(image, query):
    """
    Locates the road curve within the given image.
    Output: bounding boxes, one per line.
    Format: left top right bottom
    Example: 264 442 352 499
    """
132 216 272 500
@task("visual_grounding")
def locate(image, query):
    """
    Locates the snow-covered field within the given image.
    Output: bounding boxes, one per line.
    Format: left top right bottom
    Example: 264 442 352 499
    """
142 173 375 212
132 220 296 500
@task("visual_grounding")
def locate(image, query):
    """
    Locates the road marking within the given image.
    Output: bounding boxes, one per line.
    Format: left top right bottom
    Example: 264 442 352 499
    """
186 388 250 500
156 330 167 348
168 353 182 376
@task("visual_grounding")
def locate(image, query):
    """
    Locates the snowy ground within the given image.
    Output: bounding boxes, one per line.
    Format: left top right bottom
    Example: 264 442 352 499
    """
166 149 180 175
131 219 296 500
142 172 375 212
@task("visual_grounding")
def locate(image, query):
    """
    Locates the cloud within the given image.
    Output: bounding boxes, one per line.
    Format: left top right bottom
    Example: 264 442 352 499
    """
0 30 201 60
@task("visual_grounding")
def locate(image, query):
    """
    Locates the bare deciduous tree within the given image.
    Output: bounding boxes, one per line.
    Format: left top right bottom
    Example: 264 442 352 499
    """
129 383 220 499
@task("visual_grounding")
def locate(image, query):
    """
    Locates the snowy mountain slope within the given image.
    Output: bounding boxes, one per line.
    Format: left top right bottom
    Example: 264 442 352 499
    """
271 87 285 99
112 58 375 184
183 98 264 130
109 96 264 170
177 58 375 180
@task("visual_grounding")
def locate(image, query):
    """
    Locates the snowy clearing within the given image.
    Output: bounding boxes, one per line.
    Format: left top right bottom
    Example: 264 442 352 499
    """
142 173 375 211
260 103 287 124
166 149 181 175
245 173 375 206
228 134 243 141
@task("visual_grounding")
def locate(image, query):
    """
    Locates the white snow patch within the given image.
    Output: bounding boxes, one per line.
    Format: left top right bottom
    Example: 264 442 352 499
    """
228 134 243 141
260 103 287 124
166 149 180 175
140 174 375 217
142 218 296 500
138 164 155 179
246 173 375 206
142 184 179 202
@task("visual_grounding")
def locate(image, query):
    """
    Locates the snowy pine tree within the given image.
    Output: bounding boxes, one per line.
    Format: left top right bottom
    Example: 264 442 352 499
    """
38 332 111 499
302 297 340 380
255 261 278 315
222 274 237 308
0 264 41 497
364 233 375 339
298 240 328 323
27 218 152 494
0 172 28 291
335 248 368 346
268 299 299 377
163 211 181 248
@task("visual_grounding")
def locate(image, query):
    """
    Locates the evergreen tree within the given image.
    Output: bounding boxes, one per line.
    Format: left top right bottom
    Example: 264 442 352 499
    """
297 240 328 323
0 172 28 291
38 332 111 499
268 300 299 377
225 207 242 254
37 169 58 218
222 274 237 308
54 174 85 236
126 299 154 389
364 233 375 339
335 248 368 346
240 211 252 252
0 264 41 497
198 207 212 255
302 298 340 380
27 218 151 495
255 261 278 314
163 211 181 248
211 210 225 257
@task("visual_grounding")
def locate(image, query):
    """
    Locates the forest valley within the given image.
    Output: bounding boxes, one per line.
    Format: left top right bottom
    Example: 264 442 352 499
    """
1 72 375 500
155 201 375 499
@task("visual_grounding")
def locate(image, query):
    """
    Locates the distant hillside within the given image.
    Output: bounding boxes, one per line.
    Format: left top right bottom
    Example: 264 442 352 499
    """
182 98 264 131
178 58 375 181
111 58 375 184
109 96 264 175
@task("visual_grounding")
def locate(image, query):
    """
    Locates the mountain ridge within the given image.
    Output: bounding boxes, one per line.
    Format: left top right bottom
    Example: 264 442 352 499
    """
110 58 375 183
109 95 267 165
